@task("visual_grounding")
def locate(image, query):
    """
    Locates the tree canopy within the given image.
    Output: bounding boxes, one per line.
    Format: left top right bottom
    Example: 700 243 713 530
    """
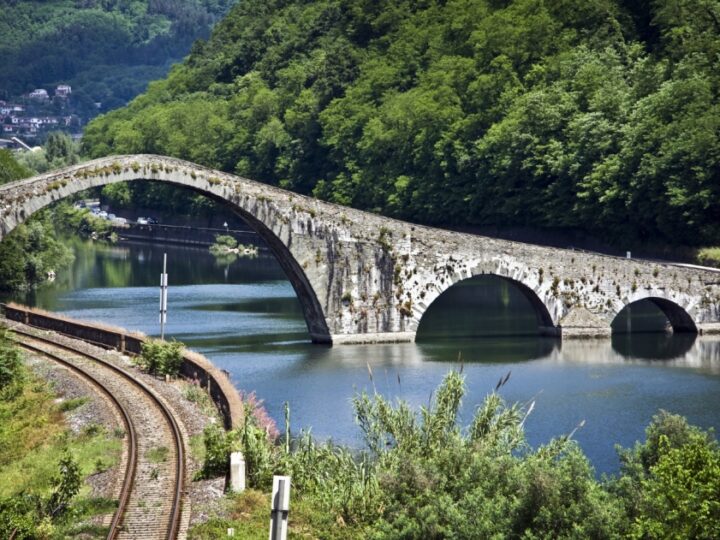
82 0 720 246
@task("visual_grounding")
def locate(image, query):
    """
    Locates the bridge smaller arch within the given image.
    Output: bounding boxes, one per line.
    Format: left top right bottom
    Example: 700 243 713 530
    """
414 274 557 340
611 297 698 334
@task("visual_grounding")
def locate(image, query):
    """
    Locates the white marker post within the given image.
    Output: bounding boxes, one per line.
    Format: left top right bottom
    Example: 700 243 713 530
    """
269 475 290 540
159 253 168 340
230 452 245 492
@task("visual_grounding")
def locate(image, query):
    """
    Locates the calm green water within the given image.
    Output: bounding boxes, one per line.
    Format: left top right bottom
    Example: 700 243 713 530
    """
8 239 720 474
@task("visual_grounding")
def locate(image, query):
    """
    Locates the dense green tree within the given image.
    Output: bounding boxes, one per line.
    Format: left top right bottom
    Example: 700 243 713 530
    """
82 0 720 247
0 150 31 185
43 131 79 171
0 150 76 293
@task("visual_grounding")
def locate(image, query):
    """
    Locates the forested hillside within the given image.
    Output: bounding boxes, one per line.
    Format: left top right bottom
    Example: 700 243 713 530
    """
0 0 237 111
82 0 720 246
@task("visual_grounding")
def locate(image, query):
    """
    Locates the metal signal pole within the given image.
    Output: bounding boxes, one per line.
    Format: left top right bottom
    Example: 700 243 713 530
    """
160 252 168 340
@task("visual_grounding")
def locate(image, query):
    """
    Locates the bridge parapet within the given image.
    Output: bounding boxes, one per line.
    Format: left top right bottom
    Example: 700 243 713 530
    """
1 155 719 343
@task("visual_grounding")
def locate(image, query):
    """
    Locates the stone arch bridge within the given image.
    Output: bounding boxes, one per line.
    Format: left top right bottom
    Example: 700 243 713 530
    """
1 155 719 344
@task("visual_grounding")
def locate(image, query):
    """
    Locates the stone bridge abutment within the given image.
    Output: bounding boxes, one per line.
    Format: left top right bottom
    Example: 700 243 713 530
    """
1 155 719 344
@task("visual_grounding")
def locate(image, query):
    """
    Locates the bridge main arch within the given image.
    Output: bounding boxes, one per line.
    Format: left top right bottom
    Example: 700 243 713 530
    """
0 155 332 343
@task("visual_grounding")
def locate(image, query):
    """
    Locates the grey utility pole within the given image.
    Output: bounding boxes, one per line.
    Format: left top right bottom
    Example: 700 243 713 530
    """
159 252 168 340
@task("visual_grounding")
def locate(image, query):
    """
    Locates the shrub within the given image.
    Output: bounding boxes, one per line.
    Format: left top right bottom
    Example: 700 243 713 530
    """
200 393 278 484
697 247 720 268
0 329 23 393
0 454 82 536
613 411 720 538
200 423 232 479
58 397 88 412
214 235 238 249
138 339 184 377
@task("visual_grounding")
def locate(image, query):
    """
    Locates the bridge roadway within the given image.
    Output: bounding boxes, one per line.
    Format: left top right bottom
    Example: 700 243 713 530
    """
1 155 719 344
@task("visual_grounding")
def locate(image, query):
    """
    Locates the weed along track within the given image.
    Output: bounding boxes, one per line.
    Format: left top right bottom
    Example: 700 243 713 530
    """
11 328 187 539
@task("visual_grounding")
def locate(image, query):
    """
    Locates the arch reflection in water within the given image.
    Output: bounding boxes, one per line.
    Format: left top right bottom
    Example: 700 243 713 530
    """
611 332 697 360
417 337 558 364
416 275 554 341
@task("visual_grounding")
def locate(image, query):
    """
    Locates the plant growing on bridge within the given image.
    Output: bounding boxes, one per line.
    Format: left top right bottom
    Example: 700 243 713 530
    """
697 247 720 269
377 227 392 253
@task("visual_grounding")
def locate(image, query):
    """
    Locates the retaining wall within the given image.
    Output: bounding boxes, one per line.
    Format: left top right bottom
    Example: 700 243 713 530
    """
1 303 244 430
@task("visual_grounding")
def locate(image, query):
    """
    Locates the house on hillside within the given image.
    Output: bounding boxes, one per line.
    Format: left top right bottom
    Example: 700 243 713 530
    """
28 116 59 127
55 85 72 97
28 89 49 100
1 104 25 116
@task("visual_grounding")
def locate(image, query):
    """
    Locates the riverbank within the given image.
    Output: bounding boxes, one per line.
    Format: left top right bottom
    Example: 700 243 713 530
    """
114 222 262 249
8 238 720 476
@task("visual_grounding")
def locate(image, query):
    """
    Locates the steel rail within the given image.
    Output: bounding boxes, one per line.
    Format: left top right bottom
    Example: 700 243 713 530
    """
12 328 185 539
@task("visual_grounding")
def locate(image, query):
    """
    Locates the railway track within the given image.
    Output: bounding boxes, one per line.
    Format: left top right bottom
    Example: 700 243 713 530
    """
11 327 186 539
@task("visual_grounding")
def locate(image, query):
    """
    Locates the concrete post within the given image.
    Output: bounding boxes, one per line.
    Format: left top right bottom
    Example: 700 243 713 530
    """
230 452 245 493
269 475 290 540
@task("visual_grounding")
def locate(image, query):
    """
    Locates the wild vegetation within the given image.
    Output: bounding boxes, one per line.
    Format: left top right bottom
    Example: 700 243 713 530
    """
189 371 720 539
0 149 32 185
0 328 121 538
13 132 80 174
136 338 184 377
82 0 720 252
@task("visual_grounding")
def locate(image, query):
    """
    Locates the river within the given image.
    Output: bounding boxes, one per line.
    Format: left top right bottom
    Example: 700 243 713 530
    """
7 238 720 474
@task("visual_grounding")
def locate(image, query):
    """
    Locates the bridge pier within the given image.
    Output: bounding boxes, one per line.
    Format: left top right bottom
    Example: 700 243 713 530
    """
698 323 720 335
558 307 612 339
